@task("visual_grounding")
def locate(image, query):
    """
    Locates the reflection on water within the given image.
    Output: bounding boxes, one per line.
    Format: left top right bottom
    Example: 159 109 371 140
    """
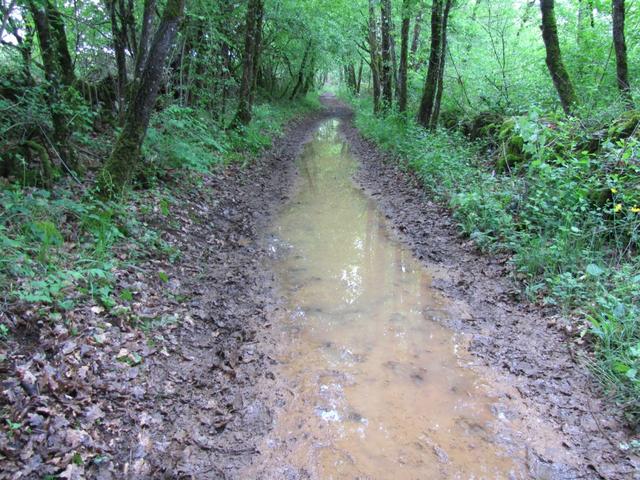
261 120 527 479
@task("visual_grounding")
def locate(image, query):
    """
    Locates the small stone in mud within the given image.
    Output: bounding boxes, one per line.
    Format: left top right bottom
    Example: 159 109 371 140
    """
345 410 367 424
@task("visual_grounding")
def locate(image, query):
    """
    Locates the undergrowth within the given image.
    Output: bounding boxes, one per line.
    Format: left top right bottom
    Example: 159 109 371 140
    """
144 94 321 173
0 94 320 334
346 93 640 424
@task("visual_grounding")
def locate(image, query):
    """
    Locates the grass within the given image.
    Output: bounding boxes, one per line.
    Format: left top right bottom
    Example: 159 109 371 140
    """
345 92 640 424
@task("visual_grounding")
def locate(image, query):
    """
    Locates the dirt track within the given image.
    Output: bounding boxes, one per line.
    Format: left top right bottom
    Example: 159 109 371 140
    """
3 96 636 479
127 96 639 478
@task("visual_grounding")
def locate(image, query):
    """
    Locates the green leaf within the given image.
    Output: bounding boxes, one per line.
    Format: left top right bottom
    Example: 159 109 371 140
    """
585 264 604 277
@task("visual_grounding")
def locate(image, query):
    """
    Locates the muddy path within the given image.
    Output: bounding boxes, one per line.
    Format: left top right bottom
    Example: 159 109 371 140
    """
243 96 639 479
9 96 634 479
105 107 349 478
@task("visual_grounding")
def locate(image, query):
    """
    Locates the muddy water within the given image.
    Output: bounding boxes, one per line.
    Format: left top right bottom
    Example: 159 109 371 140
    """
261 120 533 479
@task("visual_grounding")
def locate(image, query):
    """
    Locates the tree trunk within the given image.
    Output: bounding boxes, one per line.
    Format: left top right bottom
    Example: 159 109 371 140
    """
46 1 75 86
98 0 185 197
134 0 156 79
398 0 410 113
379 0 393 110
356 59 363 94
232 0 263 127
612 0 633 107
417 0 443 128
28 0 76 170
367 0 382 113
540 0 577 115
249 0 264 108
410 3 424 62
108 0 128 121
431 0 453 125
290 39 311 100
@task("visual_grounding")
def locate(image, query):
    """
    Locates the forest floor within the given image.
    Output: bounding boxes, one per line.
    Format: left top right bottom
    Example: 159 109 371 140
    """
1 95 638 479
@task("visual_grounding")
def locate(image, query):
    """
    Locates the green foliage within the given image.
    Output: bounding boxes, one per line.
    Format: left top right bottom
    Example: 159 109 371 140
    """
348 92 640 423
144 93 321 173
0 185 151 311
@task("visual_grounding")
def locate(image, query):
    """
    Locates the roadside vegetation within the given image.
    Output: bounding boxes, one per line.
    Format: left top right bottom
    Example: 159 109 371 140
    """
339 0 640 423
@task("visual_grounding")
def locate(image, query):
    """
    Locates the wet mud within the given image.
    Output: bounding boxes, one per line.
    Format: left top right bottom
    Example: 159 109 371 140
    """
246 119 583 479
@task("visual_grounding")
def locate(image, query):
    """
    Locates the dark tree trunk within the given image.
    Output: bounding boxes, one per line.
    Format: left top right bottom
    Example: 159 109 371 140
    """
398 0 410 113
417 0 444 129
249 0 264 107
134 0 156 79
431 0 453 125
290 39 311 100
108 0 128 121
302 54 315 94
612 0 633 107
379 0 393 110
98 0 185 196
28 0 76 170
232 0 263 127
540 0 577 115
367 0 382 113
356 59 363 94
347 63 357 93
46 1 75 86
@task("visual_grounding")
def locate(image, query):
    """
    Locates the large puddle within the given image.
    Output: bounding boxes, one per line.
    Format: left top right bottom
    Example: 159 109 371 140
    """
254 120 565 479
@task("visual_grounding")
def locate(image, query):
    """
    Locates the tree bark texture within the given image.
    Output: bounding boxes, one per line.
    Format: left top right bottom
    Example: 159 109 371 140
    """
540 0 577 115
398 0 410 112
612 0 633 107
417 0 451 129
232 0 263 126
410 2 424 61
108 0 128 121
28 0 76 170
379 0 393 110
367 0 382 113
289 39 311 100
99 0 185 196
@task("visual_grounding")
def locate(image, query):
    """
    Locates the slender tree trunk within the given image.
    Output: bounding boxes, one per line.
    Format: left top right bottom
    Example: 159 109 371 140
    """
410 3 424 62
431 0 452 125
347 63 357 93
356 59 363 94
289 39 311 100
98 0 185 196
232 0 263 126
28 0 76 170
398 0 410 113
540 0 577 115
46 1 75 86
612 0 633 107
108 0 128 121
302 54 315 94
249 0 264 108
134 0 156 79
367 0 382 113
379 0 393 110
417 0 443 128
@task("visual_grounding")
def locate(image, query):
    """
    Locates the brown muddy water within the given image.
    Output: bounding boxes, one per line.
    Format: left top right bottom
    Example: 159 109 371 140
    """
254 120 572 479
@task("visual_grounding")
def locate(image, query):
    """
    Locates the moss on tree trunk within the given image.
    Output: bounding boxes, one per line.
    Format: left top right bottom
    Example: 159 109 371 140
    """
540 0 577 115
